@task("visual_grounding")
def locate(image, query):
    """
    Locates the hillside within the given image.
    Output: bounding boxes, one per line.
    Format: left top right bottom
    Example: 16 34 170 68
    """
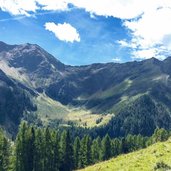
0 69 36 134
80 138 171 171
1 41 171 136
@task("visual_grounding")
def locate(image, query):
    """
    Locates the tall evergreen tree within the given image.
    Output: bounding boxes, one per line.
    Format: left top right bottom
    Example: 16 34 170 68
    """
60 130 74 171
26 127 35 171
73 137 81 169
51 131 60 171
34 128 44 171
0 130 10 171
111 138 122 157
100 134 111 161
79 135 92 168
15 122 28 171
91 137 101 163
44 127 54 171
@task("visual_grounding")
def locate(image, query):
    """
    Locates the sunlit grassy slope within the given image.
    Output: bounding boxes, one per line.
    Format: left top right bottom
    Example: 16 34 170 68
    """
80 139 171 171
34 94 112 127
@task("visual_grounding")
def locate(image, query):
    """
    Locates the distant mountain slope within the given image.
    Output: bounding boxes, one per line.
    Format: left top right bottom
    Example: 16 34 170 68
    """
0 69 36 134
1 41 171 136
1 41 171 112
101 95 171 137
80 138 171 171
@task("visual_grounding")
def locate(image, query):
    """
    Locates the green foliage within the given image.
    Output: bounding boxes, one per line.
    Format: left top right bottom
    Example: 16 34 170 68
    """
60 130 74 171
80 138 171 171
73 137 81 169
0 123 170 171
0 129 10 171
103 95 171 138
91 137 101 164
79 135 92 168
100 134 111 161
154 161 171 171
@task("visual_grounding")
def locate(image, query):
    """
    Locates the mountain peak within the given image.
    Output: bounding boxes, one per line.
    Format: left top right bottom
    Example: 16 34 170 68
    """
0 41 17 52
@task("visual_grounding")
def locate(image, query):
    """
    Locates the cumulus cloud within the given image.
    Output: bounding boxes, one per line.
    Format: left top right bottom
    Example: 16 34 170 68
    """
0 0 153 19
1 0 171 59
0 0 38 16
123 2 171 60
35 0 69 11
44 22 80 43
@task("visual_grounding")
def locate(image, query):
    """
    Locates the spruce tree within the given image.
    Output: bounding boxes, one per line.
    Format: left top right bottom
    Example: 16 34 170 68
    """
91 137 101 163
0 130 10 171
79 135 92 168
100 134 111 161
73 137 81 169
51 131 60 171
15 122 28 171
44 127 54 171
26 127 35 171
111 138 122 157
34 128 44 171
60 130 74 171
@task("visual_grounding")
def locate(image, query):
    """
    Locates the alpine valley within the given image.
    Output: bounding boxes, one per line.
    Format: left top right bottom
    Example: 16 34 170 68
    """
0 41 171 137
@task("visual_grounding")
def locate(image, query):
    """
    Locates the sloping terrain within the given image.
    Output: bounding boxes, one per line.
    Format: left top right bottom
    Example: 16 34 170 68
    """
80 138 171 171
1 41 171 136
101 95 171 137
0 69 36 134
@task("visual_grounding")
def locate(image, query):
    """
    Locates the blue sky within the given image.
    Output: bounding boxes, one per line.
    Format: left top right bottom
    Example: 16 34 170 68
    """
0 0 171 65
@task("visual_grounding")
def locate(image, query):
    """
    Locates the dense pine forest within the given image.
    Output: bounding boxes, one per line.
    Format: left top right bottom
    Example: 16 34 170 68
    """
0 122 170 171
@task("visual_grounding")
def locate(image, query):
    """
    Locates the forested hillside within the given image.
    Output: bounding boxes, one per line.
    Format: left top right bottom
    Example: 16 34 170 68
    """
80 138 171 171
1 42 171 138
0 123 170 171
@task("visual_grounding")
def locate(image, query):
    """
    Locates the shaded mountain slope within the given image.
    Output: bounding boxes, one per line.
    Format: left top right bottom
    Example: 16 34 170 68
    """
1 41 171 136
100 95 171 137
0 69 36 134
0 41 170 113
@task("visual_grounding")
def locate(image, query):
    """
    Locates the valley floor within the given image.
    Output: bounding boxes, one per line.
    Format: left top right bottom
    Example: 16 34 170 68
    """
79 138 171 171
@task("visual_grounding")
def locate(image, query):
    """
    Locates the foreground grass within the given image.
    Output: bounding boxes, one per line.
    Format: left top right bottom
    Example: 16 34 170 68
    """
80 139 171 171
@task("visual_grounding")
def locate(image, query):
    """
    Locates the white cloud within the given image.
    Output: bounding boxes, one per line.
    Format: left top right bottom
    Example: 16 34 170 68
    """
117 40 129 47
132 48 157 60
123 3 171 60
44 22 80 43
66 0 148 19
0 0 155 19
0 0 38 16
35 0 69 11
1 0 171 59
112 57 122 63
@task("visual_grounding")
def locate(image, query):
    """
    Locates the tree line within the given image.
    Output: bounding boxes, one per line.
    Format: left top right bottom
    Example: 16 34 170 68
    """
0 123 170 171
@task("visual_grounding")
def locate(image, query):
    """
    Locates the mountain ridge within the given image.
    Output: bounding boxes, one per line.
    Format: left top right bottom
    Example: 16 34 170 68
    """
1 41 171 136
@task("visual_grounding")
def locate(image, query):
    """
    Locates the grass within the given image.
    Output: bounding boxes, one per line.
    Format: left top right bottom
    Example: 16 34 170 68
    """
109 92 148 113
33 94 70 123
66 110 113 127
79 138 171 171
34 94 112 127
88 79 132 100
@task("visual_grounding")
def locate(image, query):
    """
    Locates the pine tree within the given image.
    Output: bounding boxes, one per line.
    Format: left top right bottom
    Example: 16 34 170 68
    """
44 127 54 171
15 122 28 171
73 137 81 169
91 137 101 164
100 134 111 161
79 135 92 168
60 130 74 171
0 130 10 171
26 127 35 171
51 131 60 171
111 138 122 157
34 128 44 171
